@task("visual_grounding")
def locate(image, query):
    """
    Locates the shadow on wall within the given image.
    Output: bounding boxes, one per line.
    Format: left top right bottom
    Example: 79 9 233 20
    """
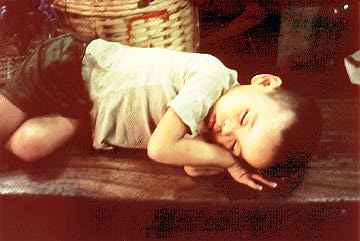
199 0 359 98
276 1 359 97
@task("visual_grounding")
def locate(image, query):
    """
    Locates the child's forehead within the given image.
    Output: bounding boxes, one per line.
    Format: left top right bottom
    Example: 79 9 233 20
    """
246 136 283 170
255 108 295 135
246 114 290 150
243 135 280 169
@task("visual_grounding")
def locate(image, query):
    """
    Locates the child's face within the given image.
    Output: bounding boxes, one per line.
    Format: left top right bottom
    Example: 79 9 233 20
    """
207 74 295 169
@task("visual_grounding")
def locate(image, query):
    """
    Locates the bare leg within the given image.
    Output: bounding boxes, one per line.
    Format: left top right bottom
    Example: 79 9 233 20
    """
184 166 225 177
5 114 81 162
0 94 28 161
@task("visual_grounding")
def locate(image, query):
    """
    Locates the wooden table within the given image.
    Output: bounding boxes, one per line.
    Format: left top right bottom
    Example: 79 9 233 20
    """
0 95 359 241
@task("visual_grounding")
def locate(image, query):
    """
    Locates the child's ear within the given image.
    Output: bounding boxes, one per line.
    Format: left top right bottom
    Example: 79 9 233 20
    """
250 74 282 90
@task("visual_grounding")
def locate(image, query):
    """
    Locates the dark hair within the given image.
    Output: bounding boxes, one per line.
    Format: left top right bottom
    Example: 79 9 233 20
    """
262 89 322 187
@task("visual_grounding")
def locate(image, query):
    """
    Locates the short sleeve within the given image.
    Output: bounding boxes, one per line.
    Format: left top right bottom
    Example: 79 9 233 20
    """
167 55 238 135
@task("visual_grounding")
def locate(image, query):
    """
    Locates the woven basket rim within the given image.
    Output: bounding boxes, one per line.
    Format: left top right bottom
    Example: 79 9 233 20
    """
52 0 189 17
52 0 200 52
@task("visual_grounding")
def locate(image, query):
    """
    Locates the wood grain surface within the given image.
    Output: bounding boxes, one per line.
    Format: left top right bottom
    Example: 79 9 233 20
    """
0 97 358 204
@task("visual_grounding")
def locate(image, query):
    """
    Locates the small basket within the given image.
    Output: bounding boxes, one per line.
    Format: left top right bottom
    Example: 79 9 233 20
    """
52 0 199 52
0 56 25 85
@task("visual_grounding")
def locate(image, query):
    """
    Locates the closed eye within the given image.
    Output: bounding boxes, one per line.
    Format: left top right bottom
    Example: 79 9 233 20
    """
239 110 249 126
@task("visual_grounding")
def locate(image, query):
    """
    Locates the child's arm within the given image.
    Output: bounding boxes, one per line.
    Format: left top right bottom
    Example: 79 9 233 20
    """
148 107 237 168
148 108 277 190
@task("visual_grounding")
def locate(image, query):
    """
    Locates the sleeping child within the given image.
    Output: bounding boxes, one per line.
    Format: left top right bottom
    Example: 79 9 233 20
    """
0 34 321 190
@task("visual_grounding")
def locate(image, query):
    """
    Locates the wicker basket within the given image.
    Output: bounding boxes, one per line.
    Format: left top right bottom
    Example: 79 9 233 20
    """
52 0 199 52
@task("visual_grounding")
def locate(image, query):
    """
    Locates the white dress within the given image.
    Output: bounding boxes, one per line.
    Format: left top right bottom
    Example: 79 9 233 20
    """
82 38 238 150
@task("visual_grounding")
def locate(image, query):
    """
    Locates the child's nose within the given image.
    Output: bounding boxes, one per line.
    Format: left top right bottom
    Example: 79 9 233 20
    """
222 119 235 134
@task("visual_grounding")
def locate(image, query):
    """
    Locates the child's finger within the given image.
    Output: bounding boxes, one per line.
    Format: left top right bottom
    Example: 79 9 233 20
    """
252 174 277 188
242 178 263 191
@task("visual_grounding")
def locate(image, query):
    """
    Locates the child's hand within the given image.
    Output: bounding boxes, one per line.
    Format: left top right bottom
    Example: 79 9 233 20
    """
227 162 277 191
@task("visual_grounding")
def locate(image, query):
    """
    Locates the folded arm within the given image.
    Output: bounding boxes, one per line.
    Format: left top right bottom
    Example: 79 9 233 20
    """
148 108 237 168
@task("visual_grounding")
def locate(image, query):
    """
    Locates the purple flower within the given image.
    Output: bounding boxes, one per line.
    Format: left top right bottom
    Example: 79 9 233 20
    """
34 0 55 22
0 5 7 21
